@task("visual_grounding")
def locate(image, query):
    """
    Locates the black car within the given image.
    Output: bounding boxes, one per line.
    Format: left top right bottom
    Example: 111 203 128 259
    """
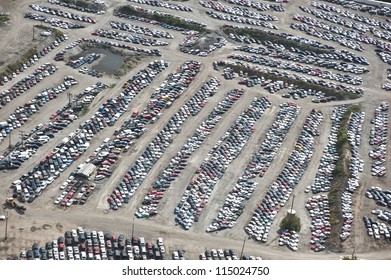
65 237 73 246
26 250 33 260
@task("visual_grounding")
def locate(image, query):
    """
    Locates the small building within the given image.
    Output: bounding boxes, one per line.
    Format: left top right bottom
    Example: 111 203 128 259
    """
76 163 97 180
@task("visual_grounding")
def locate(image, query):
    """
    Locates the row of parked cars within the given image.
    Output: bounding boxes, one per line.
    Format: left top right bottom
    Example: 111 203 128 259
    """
228 53 363 85
200 0 278 21
363 216 391 240
278 230 299 251
0 76 78 150
0 63 58 109
24 13 84 29
234 45 368 74
54 61 169 208
287 44 369 65
136 88 245 218
322 0 391 17
11 82 113 202
114 11 188 33
0 68 71 143
20 227 169 260
54 179 95 207
128 0 193 12
291 16 364 52
1 82 106 173
200 248 239 260
286 88 331 102
339 111 365 241
368 102 388 177
294 7 391 53
134 78 220 217
309 105 347 193
376 50 391 69
58 38 162 58
91 28 169 46
245 109 323 242
110 20 174 39
224 0 285 12
175 97 271 230
301 4 391 45
50 82 107 121
366 186 391 209
234 68 328 100
206 10 278 30
311 1 390 30
306 194 330 252
48 0 106 14
11 61 168 203
66 52 101 69
207 102 300 232
217 60 364 96
128 5 207 29
371 207 391 227
0 34 68 86
107 61 202 210
301 5 371 33
226 24 336 53
29 4 96 23
78 66 103 78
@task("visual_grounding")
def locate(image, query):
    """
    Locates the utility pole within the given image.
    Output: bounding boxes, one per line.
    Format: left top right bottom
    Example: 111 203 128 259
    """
19 131 25 148
32 26 35 41
8 130 11 148
4 211 8 240
290 194 295 213
240 236 248 260
131 216 135 241
68 92 73 107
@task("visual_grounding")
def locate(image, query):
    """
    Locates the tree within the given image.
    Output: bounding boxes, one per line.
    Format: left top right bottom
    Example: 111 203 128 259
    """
280 215 301 232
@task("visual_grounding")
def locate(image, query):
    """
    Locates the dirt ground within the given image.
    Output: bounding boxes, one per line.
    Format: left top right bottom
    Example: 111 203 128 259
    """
1 0 391 260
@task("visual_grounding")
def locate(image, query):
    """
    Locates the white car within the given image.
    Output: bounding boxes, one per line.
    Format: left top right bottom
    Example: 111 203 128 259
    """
0 215 6 220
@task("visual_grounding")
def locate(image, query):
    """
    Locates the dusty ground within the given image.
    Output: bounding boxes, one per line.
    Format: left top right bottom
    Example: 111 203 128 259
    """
0 0 391 260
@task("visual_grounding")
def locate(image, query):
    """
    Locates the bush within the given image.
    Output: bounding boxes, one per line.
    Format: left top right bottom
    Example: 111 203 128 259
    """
280 215 301 232
0 15 10 23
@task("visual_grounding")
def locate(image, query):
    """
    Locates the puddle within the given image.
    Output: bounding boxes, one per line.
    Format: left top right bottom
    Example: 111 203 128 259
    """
77 47 124 75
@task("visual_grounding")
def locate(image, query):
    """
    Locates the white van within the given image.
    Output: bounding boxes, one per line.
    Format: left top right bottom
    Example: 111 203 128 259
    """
12 180 21 188
15 184 22 194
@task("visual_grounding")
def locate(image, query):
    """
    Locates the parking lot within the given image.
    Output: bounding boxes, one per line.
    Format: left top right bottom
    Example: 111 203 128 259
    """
1 0 391 260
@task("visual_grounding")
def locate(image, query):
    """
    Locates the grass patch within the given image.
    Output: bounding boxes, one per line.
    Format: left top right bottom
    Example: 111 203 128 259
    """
325 104 362 250
1 47 38 78
0 15 10 23
0 26 64 79
75 105 90 117
222 26 334 55
223 63 360 100
116 5 209 33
